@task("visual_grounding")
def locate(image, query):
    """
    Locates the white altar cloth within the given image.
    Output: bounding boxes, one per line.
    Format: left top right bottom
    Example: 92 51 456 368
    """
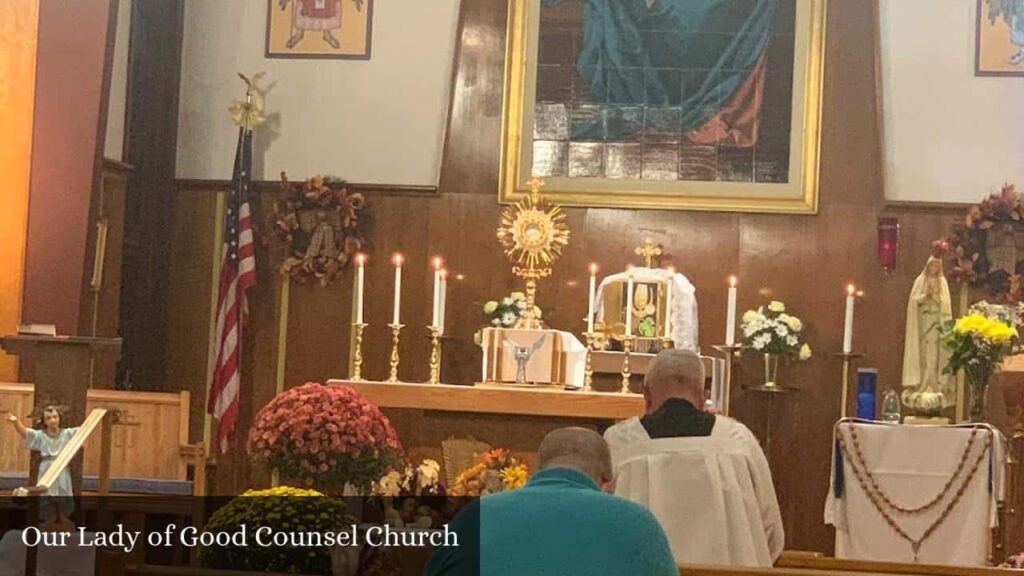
480 328 585 388
0 530 95 576
825 419 1006 566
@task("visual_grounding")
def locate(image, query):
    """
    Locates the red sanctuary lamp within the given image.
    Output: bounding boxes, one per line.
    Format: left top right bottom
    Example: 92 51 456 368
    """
877 216 899 274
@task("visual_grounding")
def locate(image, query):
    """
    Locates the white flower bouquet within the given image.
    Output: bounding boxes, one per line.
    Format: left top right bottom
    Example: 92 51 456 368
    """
482 292 542 328
741 300 812 360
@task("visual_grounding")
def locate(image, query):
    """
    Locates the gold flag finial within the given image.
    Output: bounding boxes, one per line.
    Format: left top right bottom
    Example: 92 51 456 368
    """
635 238 663 268
229 72 267 129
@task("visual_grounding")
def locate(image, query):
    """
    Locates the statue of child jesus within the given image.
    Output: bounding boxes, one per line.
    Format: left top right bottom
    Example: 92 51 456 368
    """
5 406 79 522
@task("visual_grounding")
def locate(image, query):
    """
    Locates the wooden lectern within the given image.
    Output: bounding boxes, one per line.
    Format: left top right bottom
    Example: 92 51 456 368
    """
0 335 121 495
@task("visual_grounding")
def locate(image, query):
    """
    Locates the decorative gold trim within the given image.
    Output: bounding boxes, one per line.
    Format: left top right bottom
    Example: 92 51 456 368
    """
498 0 827 214
89 219 109 292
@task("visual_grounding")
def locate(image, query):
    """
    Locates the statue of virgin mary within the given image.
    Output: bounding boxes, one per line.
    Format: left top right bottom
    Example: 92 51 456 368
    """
901 249 954 413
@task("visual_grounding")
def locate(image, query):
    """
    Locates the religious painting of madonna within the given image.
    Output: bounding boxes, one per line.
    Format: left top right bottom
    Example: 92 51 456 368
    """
266 0 373 60
499 0 826 213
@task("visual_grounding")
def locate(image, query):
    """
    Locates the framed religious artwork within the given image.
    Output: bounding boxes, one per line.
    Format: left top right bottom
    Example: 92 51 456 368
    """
976 0 1024 77
499 0 827 214
266 0 373 60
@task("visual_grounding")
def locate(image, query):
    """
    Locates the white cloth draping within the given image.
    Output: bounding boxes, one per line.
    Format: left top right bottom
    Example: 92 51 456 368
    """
479 328 586 387
0 530 95 576
825 419 1006 566
605 416 784 566
594 268 699 352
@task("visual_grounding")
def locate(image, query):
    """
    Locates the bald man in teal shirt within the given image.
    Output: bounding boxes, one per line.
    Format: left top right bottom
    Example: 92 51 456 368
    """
425 427 678 576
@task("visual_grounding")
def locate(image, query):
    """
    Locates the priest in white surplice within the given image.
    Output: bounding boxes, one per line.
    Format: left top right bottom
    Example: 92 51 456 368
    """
604 349 784 566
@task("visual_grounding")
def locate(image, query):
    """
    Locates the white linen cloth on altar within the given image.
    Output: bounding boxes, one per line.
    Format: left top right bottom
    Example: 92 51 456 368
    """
825 419 1006 566
0 530 95 576
605 416 784 566
479 328 586 387
594 268 698 351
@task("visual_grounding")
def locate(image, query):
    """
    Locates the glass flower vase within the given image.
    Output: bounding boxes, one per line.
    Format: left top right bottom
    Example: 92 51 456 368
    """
763 354 779 388
965 367 992 423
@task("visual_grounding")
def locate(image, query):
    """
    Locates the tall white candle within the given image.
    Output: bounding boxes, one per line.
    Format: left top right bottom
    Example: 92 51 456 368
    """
725 275 738 346
843 284 855 353
625 270 634 337
354 253 366 324
587 263 598 333
391 253 404 325
664 268 674 339
431 256 443 328
438 269 448 334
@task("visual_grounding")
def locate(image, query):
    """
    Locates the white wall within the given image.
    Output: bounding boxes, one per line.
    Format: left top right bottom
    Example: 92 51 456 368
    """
103 0 131 161
880 0 1024 203
175 0 460 185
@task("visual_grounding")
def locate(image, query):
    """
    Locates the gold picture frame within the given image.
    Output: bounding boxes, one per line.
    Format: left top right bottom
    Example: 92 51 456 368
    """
266 0 373 60
499 0 827 214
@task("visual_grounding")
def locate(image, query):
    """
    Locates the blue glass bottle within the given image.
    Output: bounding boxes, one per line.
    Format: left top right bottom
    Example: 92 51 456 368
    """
856 368 878 420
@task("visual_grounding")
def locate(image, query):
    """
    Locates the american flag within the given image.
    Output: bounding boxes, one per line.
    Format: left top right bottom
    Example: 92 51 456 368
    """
208 127 256 453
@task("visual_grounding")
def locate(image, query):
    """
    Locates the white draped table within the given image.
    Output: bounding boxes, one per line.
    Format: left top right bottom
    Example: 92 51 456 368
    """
825 419 1006 566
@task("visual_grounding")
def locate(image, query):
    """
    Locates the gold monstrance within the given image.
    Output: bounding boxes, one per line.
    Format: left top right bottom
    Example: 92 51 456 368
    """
497 177 570 329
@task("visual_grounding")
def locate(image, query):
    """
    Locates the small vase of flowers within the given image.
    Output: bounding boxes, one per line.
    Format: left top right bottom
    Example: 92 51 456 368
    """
740 300 812 387
482 291 543 328
448 449 528 496
941 310 1019 422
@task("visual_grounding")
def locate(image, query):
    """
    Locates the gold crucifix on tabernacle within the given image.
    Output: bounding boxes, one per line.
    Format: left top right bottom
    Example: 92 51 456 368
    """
635 238 662 267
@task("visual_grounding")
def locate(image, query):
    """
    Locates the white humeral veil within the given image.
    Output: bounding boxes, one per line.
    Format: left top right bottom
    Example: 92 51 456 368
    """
604 416 784 566
594 268 699 351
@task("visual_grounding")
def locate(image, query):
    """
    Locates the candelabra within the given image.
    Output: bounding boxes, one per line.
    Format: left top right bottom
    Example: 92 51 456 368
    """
620 336 635 394
427 326 443 385
349 323 367 381
387 323 404 383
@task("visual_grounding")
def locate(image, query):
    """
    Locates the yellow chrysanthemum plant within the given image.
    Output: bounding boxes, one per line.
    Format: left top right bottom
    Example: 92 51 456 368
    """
200 486 353 574
941 311 1020 421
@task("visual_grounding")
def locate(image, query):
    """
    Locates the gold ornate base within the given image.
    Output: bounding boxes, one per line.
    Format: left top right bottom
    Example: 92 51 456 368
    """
621 336 635 394
387 323 404 383
350 323 367 381
428 326 443 385
583 332 596 392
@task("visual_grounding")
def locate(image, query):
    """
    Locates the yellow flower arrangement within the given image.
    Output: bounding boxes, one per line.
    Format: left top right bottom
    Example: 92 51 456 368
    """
450 449 528 496
953 313 1019 344
943 310 1020 421
500 464 528 489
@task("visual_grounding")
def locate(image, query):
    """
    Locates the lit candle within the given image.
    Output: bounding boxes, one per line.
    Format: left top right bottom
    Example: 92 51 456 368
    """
438 269 448 334
843 284 855 354
391 253 404 325
587 263 599 334
625 269 634 337
725 276 738 346
354 253 366 324
664 267 675 339
431 256 444 328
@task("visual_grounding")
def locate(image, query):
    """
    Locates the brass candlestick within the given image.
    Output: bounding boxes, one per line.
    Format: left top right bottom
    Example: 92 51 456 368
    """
712 344 743 417
350 323 368 381
620 335 635 394
387 323 405 383
427 326 443 385
583 332 596 391
834 352 864 419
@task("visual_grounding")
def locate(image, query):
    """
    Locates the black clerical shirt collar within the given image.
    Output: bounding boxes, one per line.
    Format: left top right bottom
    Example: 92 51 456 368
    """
640 397 715 439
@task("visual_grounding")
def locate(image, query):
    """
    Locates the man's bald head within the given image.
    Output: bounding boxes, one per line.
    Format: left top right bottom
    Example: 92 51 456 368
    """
537 427 612 486
643 349 705 412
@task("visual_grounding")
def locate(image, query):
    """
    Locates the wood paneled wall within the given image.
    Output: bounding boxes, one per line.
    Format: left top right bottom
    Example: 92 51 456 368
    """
161 0 1021 555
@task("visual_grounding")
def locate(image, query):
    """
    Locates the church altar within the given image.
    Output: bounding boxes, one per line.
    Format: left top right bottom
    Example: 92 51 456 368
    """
826 420 1007 566
326 380 643 474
